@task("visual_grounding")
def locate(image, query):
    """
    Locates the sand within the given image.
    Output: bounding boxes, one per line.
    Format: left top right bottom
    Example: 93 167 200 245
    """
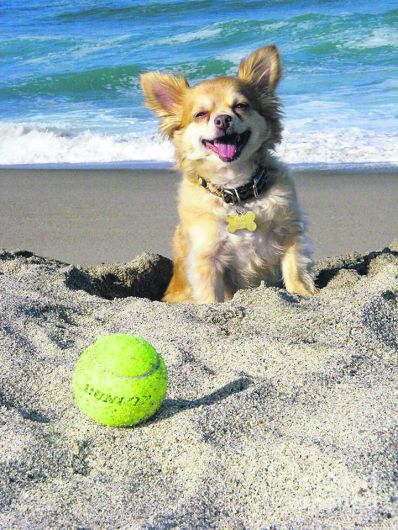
0 238 397 528
1 167 397 264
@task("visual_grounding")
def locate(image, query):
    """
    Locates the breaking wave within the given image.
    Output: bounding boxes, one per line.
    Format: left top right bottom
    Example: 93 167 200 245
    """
1 122 397 168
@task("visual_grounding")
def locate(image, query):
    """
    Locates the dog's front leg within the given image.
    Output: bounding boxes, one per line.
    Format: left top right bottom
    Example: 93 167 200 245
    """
187 248 224 303
281 235 316 296
186 223 225 304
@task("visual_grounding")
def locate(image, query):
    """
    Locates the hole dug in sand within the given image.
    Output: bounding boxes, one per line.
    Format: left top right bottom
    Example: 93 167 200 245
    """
314 244 398 290
2 242 398 303
64 251 173 301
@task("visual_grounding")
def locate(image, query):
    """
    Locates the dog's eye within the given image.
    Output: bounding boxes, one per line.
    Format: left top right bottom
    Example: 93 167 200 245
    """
234 103 249 111
194 111 208 119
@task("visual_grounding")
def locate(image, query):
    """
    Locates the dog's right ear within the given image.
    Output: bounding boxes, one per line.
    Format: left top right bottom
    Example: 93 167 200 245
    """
140 72 189 138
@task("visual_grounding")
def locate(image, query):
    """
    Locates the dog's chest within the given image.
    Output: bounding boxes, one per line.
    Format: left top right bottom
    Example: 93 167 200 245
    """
217 201 284 275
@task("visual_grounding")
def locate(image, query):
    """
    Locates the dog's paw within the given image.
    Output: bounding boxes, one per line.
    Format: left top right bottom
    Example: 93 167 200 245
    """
288 276 317 296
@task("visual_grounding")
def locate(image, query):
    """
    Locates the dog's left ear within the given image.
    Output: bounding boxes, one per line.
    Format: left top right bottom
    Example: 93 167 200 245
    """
238 45 281 93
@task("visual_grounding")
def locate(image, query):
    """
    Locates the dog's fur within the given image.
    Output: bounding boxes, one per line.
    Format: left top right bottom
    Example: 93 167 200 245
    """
141 45 315 303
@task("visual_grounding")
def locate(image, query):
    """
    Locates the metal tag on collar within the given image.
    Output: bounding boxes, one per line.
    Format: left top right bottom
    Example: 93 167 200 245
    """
227 210 256 232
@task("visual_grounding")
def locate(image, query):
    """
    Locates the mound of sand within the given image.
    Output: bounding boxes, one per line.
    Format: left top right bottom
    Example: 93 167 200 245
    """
0 243 397 528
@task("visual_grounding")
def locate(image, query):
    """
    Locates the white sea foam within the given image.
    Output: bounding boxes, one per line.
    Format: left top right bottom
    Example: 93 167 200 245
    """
0 123 174 165
0 122 397 167
25 35 134 65
157 27 221 45
277 127 398 165
346 27 398 49
262 21 289 31
217 48 252 64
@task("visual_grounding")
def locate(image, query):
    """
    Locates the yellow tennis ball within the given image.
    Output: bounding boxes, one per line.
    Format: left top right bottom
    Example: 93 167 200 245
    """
72 334 168 427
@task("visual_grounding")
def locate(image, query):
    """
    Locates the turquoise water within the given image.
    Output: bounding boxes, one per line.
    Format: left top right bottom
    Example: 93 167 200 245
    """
1 0 397 166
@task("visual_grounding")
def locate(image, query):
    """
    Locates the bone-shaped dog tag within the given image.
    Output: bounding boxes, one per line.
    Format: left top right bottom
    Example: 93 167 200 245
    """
227 211 257 233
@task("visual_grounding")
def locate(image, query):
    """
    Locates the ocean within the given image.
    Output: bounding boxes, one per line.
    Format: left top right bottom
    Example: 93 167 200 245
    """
1 0 397 168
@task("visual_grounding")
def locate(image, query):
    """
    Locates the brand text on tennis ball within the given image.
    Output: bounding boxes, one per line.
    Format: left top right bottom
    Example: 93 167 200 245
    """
72 334 168 427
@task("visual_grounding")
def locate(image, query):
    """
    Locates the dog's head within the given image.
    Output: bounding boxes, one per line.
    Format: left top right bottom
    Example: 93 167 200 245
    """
141 45 282 175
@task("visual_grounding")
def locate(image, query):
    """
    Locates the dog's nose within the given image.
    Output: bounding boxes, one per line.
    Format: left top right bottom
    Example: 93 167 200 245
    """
214 114 232 130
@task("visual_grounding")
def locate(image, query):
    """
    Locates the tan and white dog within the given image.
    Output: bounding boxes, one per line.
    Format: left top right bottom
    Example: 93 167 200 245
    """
141 44 315 303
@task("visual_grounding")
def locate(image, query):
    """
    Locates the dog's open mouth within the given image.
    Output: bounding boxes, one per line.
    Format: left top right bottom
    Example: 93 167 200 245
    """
202 130 251 162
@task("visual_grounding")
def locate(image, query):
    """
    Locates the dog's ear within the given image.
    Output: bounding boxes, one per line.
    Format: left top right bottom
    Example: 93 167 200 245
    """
140 72 189 137
238 45 281 93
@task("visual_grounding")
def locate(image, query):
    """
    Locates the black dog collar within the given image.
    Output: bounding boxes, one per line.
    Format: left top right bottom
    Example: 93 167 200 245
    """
198 166 268 205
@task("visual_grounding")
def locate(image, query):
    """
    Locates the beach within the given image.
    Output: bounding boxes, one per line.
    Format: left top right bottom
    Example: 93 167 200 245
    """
1 0 398 526
1 167 397 265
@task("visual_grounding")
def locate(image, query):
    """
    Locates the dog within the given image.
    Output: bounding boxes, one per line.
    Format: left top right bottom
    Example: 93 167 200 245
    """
141 44 315 303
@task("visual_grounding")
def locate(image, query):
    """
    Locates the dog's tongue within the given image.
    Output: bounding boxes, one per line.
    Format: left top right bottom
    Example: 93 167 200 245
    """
215 141 237 159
